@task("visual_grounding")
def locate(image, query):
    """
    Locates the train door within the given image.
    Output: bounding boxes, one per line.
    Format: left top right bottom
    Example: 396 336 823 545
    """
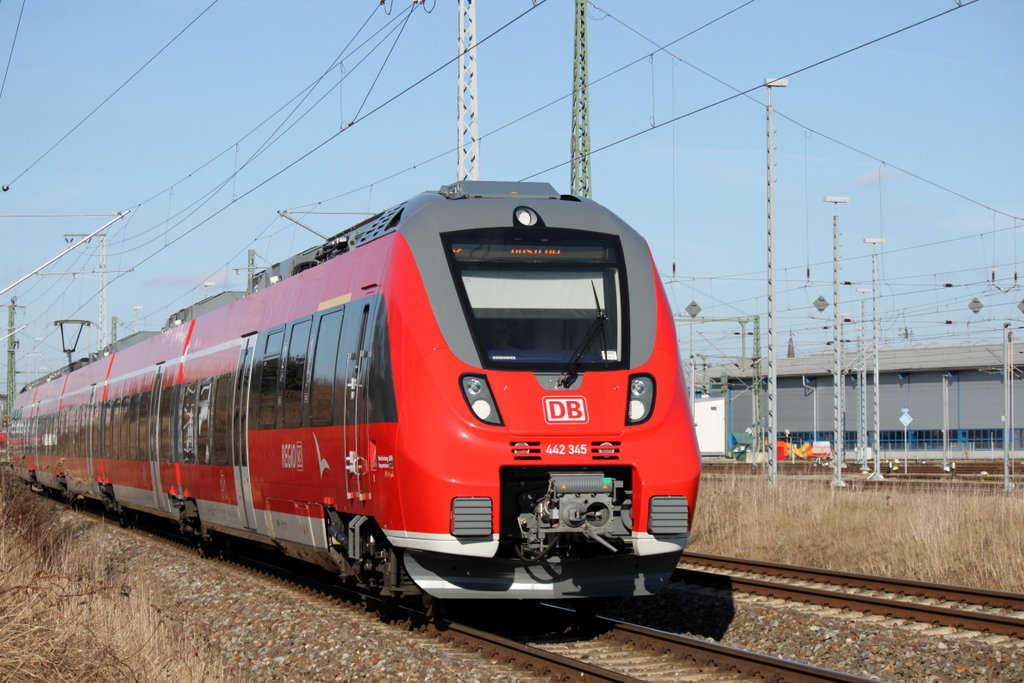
148 366 168 512
341 300 375 502
85 387 98 486
234 335 257 529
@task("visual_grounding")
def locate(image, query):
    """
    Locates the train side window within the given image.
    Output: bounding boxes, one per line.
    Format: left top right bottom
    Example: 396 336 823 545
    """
124 397 133 460
181 382 198 464
196 380 212 464
212 374 231 466
282 319 312 429
158 385 175 463
102 401 114 459
66 409 75 460
258 329 285 429
90 402 100 458
235 341 254 468
114 397 124 460
120 396 131 460
310 309 344 426
112 401 119 460
138 391 151 461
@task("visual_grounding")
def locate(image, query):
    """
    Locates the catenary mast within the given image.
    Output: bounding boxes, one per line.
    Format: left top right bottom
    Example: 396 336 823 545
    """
570 0 591 197
457 0 479 181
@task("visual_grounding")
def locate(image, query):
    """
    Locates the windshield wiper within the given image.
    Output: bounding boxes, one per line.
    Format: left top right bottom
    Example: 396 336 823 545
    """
557 282 609 389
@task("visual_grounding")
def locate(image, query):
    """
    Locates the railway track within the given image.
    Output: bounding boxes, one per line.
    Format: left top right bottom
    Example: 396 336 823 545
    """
462 603 883 683
679 552 1024 641
225 544 883 683
109 504 883 682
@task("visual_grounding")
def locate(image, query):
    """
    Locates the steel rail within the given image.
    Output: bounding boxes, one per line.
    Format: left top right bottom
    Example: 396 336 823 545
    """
681 552 1024 611
47 494 883 683
680 554 1024 637
221 545 888 682
601 618 881 683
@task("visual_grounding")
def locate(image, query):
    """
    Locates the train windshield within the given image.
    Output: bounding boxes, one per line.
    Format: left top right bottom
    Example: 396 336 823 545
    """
443 228 628 371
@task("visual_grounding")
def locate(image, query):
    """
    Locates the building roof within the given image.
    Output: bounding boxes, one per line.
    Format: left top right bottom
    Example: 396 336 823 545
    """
708 340 1022 381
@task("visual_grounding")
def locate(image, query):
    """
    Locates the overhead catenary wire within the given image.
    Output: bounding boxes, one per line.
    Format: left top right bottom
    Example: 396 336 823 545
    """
16 1 549 351
3 0 223 191
0 0 27 105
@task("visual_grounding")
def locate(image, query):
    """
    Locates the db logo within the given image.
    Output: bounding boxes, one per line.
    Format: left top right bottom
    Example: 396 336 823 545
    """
542 396 589 424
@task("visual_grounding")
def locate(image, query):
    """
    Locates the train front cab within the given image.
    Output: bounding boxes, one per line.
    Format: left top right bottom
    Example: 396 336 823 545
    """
386 183 701 600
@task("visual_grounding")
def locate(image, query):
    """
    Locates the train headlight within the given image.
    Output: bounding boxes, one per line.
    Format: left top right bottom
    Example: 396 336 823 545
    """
625 374 655 425
460 374 503 426
513 206 539 227
471 399 492 420
465 377 484 396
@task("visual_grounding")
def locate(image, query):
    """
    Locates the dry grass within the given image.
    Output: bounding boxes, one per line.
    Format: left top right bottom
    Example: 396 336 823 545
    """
5 466 1023 683
689 475 1024 593
0 468 228 683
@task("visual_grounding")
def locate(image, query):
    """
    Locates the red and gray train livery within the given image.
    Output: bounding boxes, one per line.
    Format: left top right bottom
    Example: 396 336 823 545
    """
9 180 701 600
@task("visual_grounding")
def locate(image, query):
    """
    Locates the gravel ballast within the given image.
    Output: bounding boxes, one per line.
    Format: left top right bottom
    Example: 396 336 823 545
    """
75 510 1024 682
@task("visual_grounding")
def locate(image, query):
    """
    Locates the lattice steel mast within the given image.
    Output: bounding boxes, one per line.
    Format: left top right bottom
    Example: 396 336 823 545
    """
457 0 479 181
570 0 591 197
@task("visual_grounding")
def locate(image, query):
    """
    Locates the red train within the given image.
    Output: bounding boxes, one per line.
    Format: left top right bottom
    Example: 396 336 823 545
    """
9 180 701 600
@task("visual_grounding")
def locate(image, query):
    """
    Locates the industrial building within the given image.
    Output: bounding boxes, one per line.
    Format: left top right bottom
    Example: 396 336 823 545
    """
695 340 1024 459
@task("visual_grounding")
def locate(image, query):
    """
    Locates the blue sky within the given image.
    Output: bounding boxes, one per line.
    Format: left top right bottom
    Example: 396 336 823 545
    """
0 0 1020 383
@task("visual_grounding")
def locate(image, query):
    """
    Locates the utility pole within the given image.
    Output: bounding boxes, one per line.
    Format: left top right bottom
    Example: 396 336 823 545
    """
61 232 114 351
98 234 107 349
1005 324 1015 491
751 315 763 462
5 298 24 423
856 296 869 471
825 197 849 487
570 0 591 197
865 238 885 481
457 0 479 181
764 78 787 484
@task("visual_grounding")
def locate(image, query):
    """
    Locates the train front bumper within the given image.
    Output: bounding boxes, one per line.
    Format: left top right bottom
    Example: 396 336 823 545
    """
402 547 683 600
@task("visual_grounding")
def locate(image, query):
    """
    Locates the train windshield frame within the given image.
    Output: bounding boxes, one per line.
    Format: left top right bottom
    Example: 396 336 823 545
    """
442 227 629 372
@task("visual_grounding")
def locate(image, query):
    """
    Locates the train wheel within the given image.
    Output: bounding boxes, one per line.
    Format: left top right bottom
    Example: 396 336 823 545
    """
198 531 226 559
571 597 608 631
422 593 444 619
118 509 138 528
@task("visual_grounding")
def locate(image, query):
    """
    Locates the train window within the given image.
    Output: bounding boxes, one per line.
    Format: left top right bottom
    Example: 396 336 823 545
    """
212 374 231 466
196 380 212 464
138 391 151 461
124 397 134 460
310 309 344 426
282 319 311 428
80 406 87 459
443 228 628 372
103 401 114 459
181 382 197 464
258 329 285 429
120 396 131 460
158 385 175 463
90 403 100 458
235 341 254 467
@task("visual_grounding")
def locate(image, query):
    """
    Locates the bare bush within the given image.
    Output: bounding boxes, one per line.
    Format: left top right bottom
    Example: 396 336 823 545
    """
0 469 228 683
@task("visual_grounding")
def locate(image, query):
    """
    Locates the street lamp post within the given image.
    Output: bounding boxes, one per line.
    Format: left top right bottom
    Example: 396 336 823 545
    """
825 197 849 488
765 77 788 485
